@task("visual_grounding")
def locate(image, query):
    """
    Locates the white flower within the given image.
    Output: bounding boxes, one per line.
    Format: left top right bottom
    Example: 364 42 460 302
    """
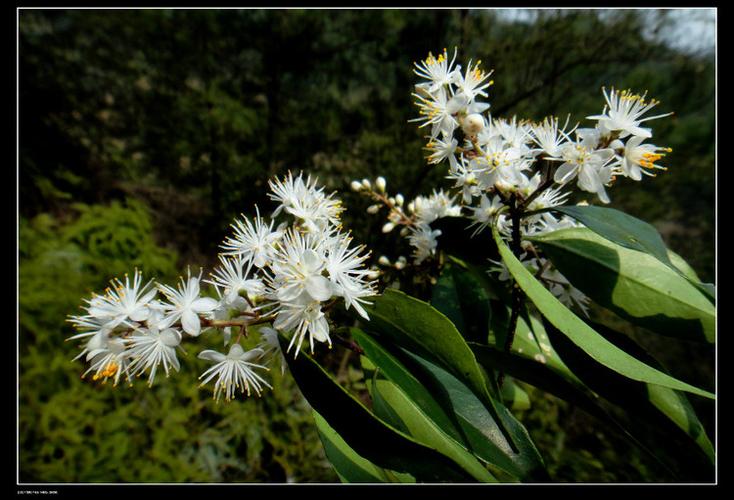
408 224 442 264
413 47 461 94
467 194 504 236
83 270 157 329
158 270 219 336
495 116 531 152
411 87 468 139
206 255 265 306
126 327 182 386
412 189 461 225
220 207 282 268
474 137 526 191
268 230 333 304
455 59 493 100
446 160 481 203
587 87 672 139
273 296 331 356
198 344 271 400
530 116 575 159
67 312 115 342
618 136 672 181
551 139 615 204
268 172 343 234
323 232 375 319
527 185 570 211
425 136 459 169
80 333 130 386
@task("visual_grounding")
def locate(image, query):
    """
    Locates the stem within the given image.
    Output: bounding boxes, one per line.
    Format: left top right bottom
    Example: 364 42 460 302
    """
201 313 277 329
332 334 365 355
498 194 526 389
517 159 555 211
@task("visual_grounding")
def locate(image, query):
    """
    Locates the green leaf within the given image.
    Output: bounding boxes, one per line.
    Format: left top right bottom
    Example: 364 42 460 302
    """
353 327 543 481
351 328 466 444
370 378 497 482
362 288 516 447
314 411 411 483
500 378 530 411
547 205 715 301
492 225 714 399
530 227 715 343
543 320 715 471
469 342 678 477
668 249 701 282
431 260 492 343
279 335 477 482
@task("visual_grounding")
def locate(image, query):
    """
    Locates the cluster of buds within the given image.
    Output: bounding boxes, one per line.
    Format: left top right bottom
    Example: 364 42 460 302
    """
352 174 462 264
68 172 377 401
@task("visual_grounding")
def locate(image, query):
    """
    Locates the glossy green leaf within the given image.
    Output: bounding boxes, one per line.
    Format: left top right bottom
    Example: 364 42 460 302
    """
493 225 714 399
351 328 466 444
668 249 701 282
531 227 715 343
370 378 497 482
469 342 677 477
546 205 715 300
314 411 412 483
543 320 714 470
397 348 548 482
353 327 542 481
500 378 530 411
279 335 477 482
361 288 516 444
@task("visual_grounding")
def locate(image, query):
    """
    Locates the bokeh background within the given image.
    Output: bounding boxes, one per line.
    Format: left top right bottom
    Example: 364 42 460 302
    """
19 8 715 483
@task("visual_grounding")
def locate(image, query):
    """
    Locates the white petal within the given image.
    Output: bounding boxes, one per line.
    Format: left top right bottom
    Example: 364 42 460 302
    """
553 162 578 184
310 317 330 343
306 275 333 302
302 249 323 273
626 136 644 149
628 126 652 139
198 349 226 363
129 306 150 322
191 297 219 313
182 309 202 336
160 328 182 347
577 166 600 193
140 288 158 305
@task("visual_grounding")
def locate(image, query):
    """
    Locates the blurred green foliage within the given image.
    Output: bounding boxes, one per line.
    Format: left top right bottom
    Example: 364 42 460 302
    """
19 8 714 482
19 201 336 482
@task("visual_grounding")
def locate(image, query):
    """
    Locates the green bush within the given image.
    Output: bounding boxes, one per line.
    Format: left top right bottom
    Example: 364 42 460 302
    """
19 199 336 482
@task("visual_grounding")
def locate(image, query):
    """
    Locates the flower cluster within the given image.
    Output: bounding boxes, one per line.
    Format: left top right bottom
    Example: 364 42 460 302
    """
68 173 377 401
354 48 673 315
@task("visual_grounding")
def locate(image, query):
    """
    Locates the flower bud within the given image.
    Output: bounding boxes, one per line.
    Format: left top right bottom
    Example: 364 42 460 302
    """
350 180 363 192
378 255 391 266
362 179 372 189
366 270 380 280
376 176 386 192
462 113 485 136
407 201 415 213
382 222 395 233
394 256 407 270
367 204 380 214
395 193 404 206
399 227 410 237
